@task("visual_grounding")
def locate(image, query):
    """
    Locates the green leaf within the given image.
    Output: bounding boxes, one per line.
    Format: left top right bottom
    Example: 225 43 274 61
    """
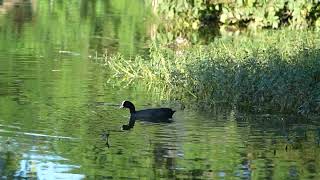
220 13 228 23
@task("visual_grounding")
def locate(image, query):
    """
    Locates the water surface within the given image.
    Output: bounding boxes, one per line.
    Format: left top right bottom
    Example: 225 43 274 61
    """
0 0 319 179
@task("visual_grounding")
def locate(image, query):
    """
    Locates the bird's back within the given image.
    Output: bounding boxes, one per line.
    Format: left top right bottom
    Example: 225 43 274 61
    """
132 108 175 122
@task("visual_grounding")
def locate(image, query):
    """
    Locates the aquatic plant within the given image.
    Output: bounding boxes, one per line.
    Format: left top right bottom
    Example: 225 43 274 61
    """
105 30 320 115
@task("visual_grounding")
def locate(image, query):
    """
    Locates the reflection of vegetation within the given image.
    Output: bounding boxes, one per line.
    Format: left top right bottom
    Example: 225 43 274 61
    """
79 0 151 56
0 0 149 57
0 0 154 178
0 151 19 178
106 30 320 115
234 114 320 179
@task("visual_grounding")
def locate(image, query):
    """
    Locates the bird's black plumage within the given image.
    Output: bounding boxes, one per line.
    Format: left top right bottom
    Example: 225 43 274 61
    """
120 101 175 130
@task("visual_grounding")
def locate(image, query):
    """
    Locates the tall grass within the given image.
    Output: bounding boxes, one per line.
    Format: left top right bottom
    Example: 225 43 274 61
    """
105 30 320 115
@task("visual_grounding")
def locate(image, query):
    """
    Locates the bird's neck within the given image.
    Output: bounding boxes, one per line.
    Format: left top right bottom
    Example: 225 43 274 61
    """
129 106 136 114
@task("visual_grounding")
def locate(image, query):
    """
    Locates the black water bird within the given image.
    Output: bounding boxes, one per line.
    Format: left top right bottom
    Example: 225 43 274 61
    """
120 101 175 130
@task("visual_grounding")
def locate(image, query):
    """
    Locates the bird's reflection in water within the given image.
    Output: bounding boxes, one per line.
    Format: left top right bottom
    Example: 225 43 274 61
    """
100 130 110 148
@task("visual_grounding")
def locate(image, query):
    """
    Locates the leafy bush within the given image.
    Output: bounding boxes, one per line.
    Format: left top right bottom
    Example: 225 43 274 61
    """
217 0 320 29
153 0 320 42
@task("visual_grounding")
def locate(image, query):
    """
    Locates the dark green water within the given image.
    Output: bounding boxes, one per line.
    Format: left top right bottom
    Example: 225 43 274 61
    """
0 0 320 179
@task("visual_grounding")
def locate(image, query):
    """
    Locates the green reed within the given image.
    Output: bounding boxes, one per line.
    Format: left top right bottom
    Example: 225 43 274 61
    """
105 30 320 115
